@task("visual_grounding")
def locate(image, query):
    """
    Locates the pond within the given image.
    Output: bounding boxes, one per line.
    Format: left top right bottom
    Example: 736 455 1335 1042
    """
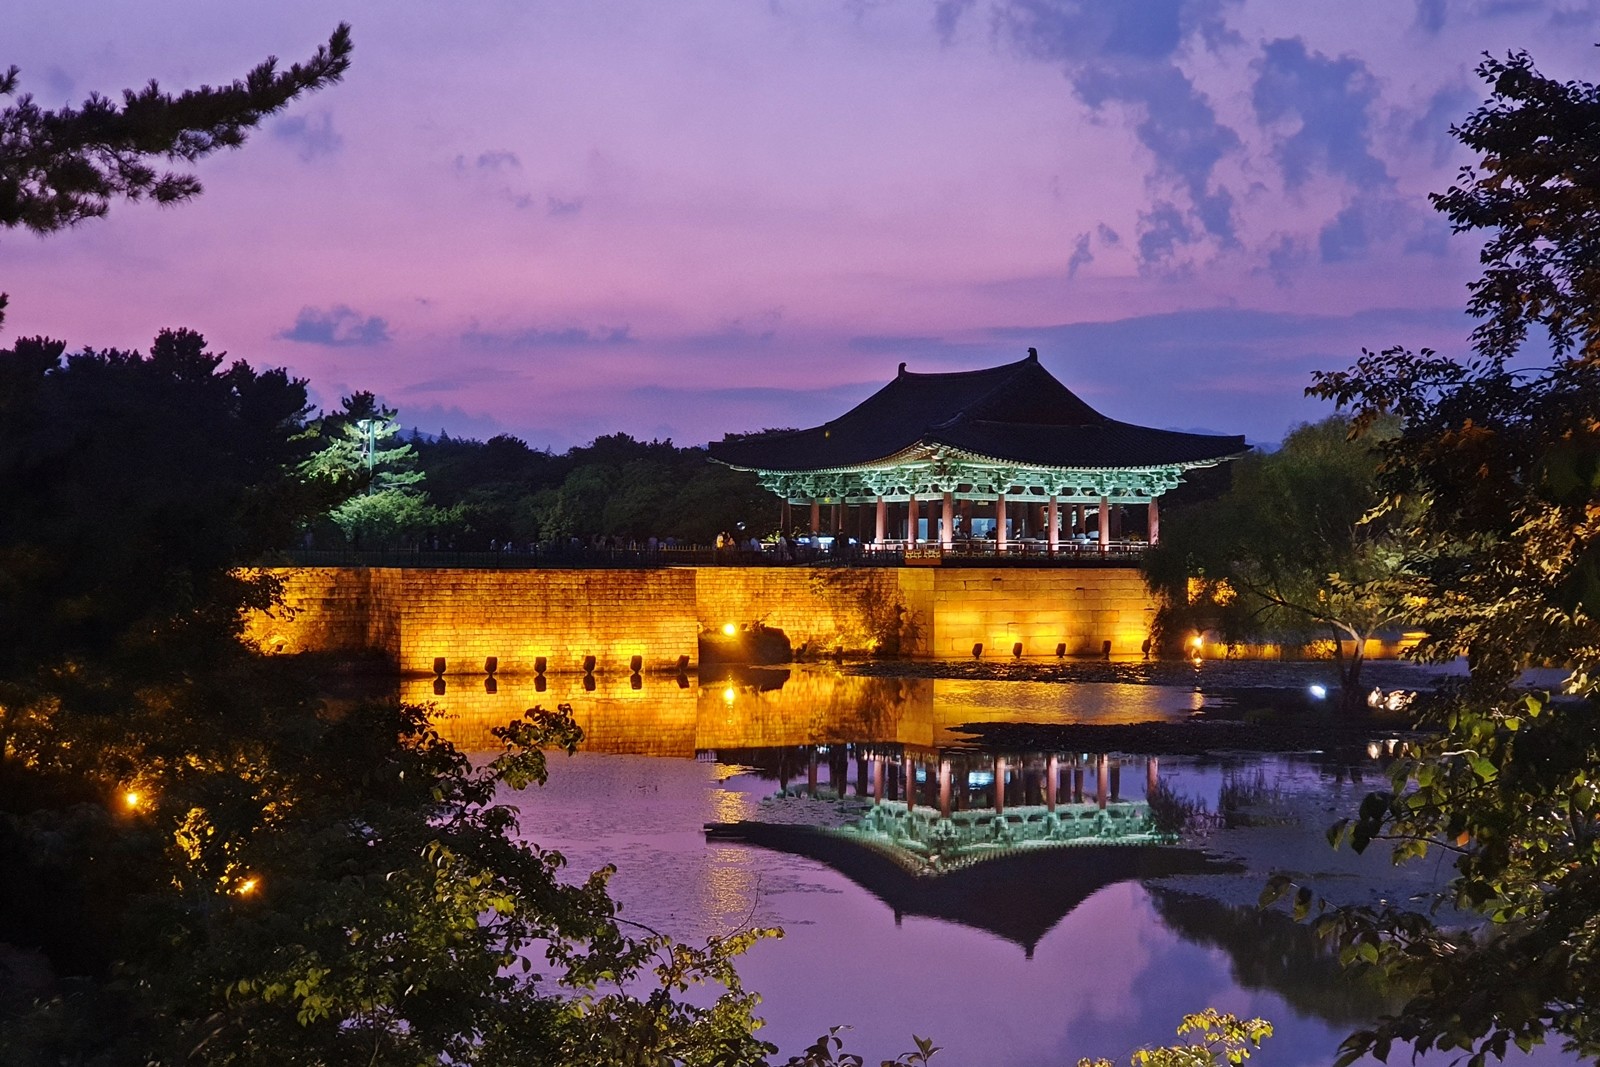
406 661 1579 1066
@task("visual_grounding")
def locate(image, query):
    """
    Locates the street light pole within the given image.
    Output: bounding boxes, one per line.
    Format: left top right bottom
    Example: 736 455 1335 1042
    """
355 418 376 494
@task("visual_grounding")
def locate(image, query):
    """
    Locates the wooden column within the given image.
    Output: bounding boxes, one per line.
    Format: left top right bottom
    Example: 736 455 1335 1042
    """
996 492 1008 549
1146 757 1159 798
810 499 821 534
1096 755 1109 809
1148 498 1160 545
904 757 915 811
873 756 885 805
1048 496 1059 551
939 760 952 820
993 757 1006 814
907 493 918 542
1098 496 1111 548
1046 754 1058 812
807 748 818 797
875 496 886 542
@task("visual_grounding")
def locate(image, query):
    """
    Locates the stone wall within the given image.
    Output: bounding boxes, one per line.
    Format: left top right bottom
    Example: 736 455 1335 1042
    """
696 567 931 657
242 564 1155 672
394 568 697 676
245 567 404 660
245 567 699 675
924 567 1155 658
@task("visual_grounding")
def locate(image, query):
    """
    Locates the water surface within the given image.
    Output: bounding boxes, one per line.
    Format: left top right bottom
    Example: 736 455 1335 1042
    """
413 662 1578 1066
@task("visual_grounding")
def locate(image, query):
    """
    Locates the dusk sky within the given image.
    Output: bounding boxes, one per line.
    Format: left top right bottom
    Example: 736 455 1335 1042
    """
7 2 1598 450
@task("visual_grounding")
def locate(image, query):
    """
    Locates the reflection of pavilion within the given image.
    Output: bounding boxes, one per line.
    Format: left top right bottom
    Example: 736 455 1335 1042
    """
708 745 1214 956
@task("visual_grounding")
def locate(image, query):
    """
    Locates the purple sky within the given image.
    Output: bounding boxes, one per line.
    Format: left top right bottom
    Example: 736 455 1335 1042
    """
6 2 1597 450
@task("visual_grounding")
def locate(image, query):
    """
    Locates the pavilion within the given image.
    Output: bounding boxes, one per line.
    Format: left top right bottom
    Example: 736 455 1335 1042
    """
708 349 1248 552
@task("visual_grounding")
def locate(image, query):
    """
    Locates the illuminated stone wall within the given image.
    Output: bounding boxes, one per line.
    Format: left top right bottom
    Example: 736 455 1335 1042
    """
695 567 933 657
925 568 1156 658
244 566 404 659
245 567 698 675
395 568 697 676
243 565 1155 670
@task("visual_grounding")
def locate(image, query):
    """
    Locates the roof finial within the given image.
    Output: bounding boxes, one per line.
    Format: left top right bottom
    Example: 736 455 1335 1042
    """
1027 347 1038 361
898 361 907 376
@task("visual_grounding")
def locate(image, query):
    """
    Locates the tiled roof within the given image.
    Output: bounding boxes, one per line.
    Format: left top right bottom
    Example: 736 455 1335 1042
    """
710 351 1247 472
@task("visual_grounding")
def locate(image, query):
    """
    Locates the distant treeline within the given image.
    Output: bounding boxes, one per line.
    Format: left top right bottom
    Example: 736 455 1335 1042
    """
320 429 784 550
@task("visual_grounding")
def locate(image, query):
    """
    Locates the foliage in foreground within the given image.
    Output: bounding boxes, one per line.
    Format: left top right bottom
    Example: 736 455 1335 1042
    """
1258 48 1600 1066
0 24 351 330
1078 1011 1273 1067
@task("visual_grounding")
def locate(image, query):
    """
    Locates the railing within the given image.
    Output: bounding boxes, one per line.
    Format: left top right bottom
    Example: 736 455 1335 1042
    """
267 539 1148 570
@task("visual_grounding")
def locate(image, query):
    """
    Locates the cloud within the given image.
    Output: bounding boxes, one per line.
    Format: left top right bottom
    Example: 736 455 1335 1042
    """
1136 201 1193 267
1408 83 1477 166
846 334 970 354
1066 232 1094 278
273 112 343 162
995 0 1240 266
474 150 521 171
1414 0 1448 33
933 0 976 44
278 305 390 346
40 65 75 102
985 304 1474 440
678 309 785 350
462 324 636 349
1252 38 1388 192
546 195 584 217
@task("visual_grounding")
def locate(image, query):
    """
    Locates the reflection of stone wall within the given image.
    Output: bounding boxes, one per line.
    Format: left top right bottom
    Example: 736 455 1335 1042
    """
406 674 698 758
696 672 932 750
243 565 1155 670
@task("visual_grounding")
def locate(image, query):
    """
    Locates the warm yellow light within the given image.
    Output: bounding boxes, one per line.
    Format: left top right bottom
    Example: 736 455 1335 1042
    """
236 877 260 896
722 687 736 704
1188 634 1203 650
721 622 737 637
123 790 142 809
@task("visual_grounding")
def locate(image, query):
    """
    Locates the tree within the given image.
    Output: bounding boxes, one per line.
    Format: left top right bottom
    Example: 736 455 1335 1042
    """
0 337 822 1065
1430 50 1600 363
0 25 352 330
302 391 453 548
0 328 335 681
1268 51 1600 1064
1144 417 1423 708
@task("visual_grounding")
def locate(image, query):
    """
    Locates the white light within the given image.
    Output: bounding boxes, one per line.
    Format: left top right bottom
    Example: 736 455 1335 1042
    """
1309 685 1327 699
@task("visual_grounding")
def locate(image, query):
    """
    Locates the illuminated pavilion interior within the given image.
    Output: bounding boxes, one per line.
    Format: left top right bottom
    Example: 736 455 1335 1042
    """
710 349 1248 549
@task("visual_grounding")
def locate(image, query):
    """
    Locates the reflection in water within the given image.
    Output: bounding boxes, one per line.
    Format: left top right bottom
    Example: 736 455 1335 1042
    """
705 745 1208 957
412 663 1203 756
401 663 1582 1066
1145 887 1403 1027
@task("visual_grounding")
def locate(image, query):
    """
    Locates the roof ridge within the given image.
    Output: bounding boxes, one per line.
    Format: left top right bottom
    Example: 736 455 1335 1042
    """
897 354 1034 380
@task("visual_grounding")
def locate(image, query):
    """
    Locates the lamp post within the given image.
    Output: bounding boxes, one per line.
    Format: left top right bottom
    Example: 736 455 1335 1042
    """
355 418 376 494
